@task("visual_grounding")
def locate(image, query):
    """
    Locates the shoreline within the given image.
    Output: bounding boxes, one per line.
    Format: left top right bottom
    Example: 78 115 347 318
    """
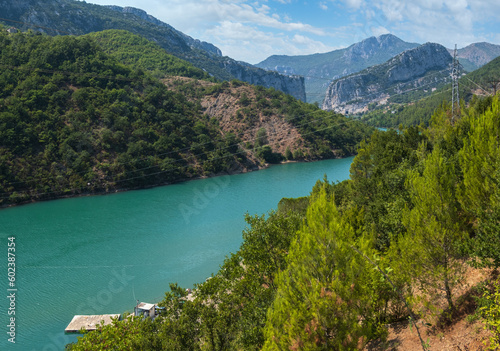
0 155 350 210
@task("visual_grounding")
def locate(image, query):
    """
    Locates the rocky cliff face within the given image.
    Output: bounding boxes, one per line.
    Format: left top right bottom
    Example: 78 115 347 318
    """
0 0 305 101
222 61 306 102
323 43 453 114
256 34 420 104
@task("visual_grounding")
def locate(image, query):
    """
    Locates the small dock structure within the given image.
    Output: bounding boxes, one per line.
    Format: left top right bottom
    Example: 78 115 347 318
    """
134 302 157 318
65 314 120 333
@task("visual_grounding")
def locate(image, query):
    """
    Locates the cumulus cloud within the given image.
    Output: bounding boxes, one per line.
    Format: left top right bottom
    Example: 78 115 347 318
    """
89 0 331 62
329 0 500 47
344 0 364 9
350 0 500 48
205 21 336 63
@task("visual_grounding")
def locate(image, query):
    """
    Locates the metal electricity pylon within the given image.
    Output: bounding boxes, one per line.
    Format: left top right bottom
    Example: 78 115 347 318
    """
451 44 460 123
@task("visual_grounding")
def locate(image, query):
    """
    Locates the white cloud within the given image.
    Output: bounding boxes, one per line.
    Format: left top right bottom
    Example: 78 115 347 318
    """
344 0 364 9
356 0 500 48
319 2 328 10
205 21 336 63
144 0 326 36
371 26 390 37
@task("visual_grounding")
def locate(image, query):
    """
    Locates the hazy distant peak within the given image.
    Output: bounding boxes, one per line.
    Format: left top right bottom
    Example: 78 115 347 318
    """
343 34 418 61
447 42 500 70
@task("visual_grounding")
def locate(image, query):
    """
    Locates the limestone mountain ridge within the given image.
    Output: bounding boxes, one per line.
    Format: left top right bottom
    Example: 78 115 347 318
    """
0 0 306 101
322 43 454 114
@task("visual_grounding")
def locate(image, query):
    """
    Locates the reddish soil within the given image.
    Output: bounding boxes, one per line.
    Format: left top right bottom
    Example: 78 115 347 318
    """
365 267 496 351
162 77 308 156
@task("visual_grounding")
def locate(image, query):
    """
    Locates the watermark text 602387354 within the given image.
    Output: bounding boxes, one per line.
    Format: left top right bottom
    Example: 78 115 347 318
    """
7 236 16 344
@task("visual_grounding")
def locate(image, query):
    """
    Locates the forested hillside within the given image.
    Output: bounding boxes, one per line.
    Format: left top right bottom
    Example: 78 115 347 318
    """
0 28 372 207
84 30 213 81
67 90 500 349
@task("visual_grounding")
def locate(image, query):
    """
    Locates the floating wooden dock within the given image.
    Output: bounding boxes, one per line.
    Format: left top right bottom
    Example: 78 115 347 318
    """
65 314 120 333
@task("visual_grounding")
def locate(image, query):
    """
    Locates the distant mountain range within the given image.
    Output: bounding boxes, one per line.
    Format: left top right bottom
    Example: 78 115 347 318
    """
257 34 500 105
453 42 500 71
256 34 420 104
2 0 500 108
322 43 456 114
0 0 306 101
360 52 500 128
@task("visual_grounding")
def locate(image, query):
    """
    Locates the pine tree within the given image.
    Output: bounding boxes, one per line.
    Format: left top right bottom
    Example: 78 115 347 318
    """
459 96 500 267
263 189 379 350
398 146 466 311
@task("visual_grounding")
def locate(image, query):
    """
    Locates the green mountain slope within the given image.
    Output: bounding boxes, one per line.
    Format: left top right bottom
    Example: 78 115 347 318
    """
0 28 373 207
83 30 212 80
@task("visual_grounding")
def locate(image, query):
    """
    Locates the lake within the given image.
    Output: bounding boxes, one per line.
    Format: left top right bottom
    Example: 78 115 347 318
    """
0 157 353 350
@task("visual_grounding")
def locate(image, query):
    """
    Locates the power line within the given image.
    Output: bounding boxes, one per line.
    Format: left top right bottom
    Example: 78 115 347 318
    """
0 119 354 200
0 93 341 190
451 44 460 123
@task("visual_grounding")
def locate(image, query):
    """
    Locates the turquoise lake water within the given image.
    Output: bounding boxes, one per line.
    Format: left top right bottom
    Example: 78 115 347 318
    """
0 157 353 350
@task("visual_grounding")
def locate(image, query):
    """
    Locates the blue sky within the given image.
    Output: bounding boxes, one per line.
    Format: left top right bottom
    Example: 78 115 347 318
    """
87 0 500 64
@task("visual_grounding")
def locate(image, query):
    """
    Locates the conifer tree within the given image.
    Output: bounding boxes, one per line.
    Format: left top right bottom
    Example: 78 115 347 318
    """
263 189 380 350
459 97 500 267
398 146 466 311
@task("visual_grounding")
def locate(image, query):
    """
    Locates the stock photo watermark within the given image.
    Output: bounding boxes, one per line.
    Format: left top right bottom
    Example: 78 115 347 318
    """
30 267 135 351
6 236 16 344
178 175 231 224
76 267 135 315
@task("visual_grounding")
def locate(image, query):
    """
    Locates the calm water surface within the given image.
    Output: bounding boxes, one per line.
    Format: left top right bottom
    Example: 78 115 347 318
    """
0 157 353 350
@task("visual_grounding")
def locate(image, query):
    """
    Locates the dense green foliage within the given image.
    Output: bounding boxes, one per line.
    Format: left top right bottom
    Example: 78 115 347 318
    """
481 280 500 350
84 30 213 80
263 190 388 350
69 94 500 349
0 30 249 206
